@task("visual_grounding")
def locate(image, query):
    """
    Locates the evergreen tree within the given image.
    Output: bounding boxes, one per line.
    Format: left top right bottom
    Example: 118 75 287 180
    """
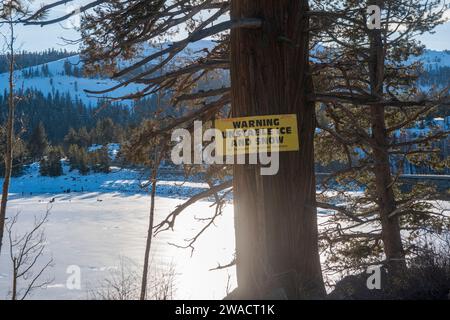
64 127 91 148
92 118 119 145
77 127 91 148
0 128 27 177
64 128 78 147
40 146 63 177
311 0 450 277
68 144 90 175
0 49 76 73
90 146 110 173
27 122 48 161
63 59 72 76
76 0 325 298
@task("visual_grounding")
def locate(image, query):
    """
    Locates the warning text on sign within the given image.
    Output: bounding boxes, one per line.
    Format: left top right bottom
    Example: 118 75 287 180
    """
215 114 300 155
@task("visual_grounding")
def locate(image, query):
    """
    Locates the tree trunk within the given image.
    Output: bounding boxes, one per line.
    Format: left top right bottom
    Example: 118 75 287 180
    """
140 145 162 300
0 21 15 255
370 106 406 272
12 261 17 301
140 78 167 300
230 0 325 299
368 4 406 272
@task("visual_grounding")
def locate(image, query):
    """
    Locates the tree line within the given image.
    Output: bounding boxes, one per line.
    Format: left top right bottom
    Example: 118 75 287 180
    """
0 48 76 73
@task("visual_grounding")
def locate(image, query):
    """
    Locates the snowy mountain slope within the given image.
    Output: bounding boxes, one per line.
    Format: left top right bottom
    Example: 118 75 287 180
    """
412 49 450 70
0 40 216 107
0 54 144 106
392 117 450 138
0 41 448 107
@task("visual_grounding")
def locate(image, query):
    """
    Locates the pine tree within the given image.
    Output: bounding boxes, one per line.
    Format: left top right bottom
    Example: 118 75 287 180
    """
63 59 72 76
310 0 450 277
67 144 90 175
229 0 325 299
92 118 118 145
64 128 78 147
78 150 90 175
40 146 63 177
90 146 110 173
28 122 48 161
64 127 91 148
46 0 326 298
0 128 27 177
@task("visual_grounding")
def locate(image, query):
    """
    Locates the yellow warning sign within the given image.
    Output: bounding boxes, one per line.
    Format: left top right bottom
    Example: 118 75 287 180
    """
215 114 299 155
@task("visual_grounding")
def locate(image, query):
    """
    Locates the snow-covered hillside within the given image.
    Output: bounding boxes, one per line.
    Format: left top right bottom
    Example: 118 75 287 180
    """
414 49 450 71
0 55 142 106
1 42 448 108
392 117 450 138
0 40 216 107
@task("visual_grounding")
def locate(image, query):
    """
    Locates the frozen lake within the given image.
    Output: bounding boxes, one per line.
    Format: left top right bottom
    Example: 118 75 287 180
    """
0 193 236 300
1 162 447 299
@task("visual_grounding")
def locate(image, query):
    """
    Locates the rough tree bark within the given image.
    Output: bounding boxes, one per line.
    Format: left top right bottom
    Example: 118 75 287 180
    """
370 106 406 272
368 2 406 272
230 0 325 299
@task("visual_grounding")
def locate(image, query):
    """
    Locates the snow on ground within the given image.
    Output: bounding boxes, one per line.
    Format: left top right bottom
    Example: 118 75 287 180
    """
8 161 213 199
0 161 235 299
413 49 450 70
0 193 236 300
0 162 448 299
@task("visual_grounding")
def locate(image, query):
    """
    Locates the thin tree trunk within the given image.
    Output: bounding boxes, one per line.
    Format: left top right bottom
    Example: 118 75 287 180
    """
0 20 15 255
230 0 325 299
140 79 166 301
140 161 158 300
12 260 17 300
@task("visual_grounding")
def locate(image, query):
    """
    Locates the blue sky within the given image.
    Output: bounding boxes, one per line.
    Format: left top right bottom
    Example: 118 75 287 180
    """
9 20 450 52
419 22 450 51
2 1 450 52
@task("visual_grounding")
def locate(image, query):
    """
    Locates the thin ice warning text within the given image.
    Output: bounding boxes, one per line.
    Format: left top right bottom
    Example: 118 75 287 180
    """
215 114 300 155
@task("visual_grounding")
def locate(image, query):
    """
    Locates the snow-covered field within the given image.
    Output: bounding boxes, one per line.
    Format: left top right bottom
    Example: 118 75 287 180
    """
0 161 448 299
0 192 236 300
7 161 212 197
0 160 236 300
